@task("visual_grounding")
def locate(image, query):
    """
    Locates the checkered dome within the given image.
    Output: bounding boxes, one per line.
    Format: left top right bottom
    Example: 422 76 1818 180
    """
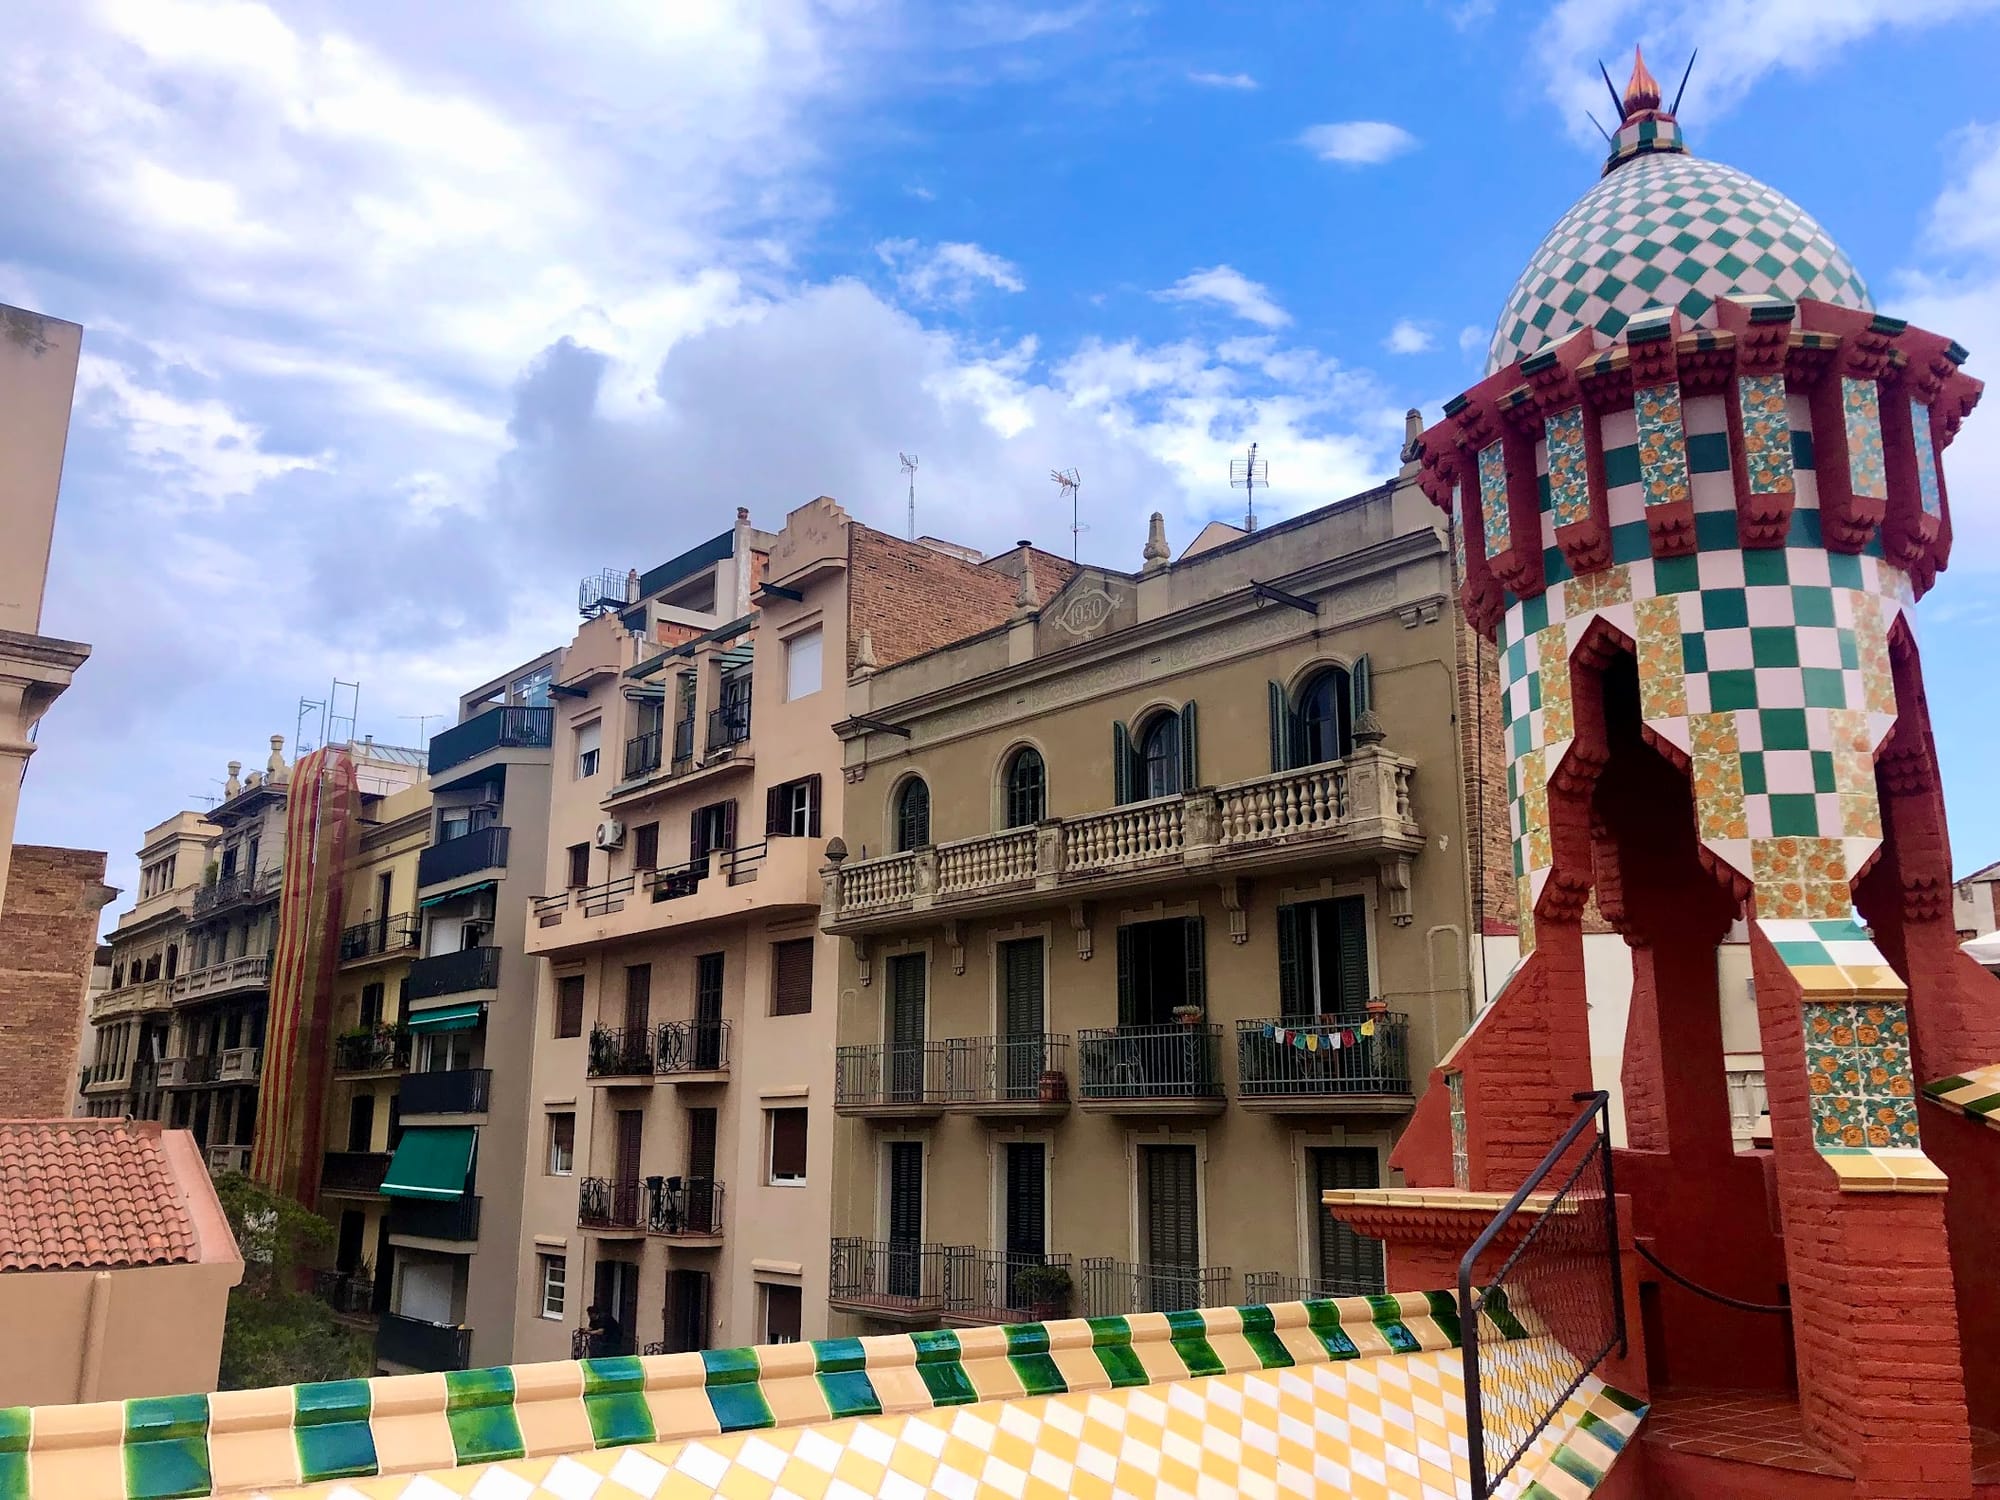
1488 149 1873 375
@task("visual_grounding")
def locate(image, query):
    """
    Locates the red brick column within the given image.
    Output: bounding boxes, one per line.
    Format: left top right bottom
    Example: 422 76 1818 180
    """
0 844 110 1118
1750 929 1972 1497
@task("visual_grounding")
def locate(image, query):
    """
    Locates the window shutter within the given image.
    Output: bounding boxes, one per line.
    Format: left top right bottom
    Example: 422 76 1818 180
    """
1179 701 1199 788
1314 1147 1384 1293
1276 904 1303 1018
772 939 815 1016
687 1107 718 1179
888 1141 923 1245
721 799 737 850
771 1109 808 1179
1183 916 1206 1015
1144 1145 1198 1269
1112 721 1133 805
555 975 584 1038
1352 655 1373 715
1334 896 1369 1011
1268 681 1293 773
688 809 704 864
624 964 652 1033
1116 924 1137 1026
766 785 784 836
806 774 822 838
1005 1142 1046 1257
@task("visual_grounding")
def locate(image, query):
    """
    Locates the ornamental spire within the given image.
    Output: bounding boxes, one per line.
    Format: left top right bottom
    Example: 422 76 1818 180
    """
1622 45 1661 118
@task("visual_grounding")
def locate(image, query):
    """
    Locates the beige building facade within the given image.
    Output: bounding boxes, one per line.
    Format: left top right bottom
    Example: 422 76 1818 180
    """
820 482 1474 1329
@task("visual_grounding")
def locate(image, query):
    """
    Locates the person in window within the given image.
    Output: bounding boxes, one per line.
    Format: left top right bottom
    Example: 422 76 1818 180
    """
584 1302 622 1358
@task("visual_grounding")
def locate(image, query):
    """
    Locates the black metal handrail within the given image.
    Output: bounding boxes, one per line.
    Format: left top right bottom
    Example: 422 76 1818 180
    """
1459 1091 1624 1498
1632 1240 1789 1315
1076 1023 1223 1100
398 1067 491 1115
705 703 751 753
587 1025 655 1079
946 1249 1075 1323
339 915 422 962
333 1028 411 1074
645 1176 725 1236
671 716 696 769
377 1312 472 1370
835 1034 1070 1108
1235 1014 1411 1097
580 874 634 918
1242 1269 1384 1304
578 1176 642 1229
387 1194 481 1241
624 730 663 780
829 1237 960 1311
656 1018 729 1074
418 826 510 888
320 1150 393 1195
311 1269 377 1316
429 705 553 777
1080 1257 1232 1316
646 855 709 903
192 865 281 916
406 946 500 1001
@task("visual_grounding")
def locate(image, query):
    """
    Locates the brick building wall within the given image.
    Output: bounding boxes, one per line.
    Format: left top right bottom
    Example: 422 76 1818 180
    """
845 527 1080 671
1455 608 1516 936
0 845 111 1118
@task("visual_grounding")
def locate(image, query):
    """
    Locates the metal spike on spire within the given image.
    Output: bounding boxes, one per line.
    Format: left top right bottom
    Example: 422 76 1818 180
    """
1585 109 1612 144
1597 58 1625 117
1670 48 1699 115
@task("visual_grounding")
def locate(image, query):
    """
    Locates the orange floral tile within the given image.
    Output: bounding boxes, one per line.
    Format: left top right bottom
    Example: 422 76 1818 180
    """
1634 595 1687 718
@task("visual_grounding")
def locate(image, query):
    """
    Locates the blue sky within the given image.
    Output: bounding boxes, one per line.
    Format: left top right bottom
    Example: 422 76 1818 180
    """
7 0 2000 905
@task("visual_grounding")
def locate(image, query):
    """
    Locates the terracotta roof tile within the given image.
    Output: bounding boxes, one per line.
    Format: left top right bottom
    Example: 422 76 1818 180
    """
0 1118 199 1272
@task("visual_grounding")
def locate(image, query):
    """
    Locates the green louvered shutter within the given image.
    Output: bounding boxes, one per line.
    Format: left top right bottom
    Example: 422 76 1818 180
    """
1183 916 1206 1015
1116 924 1137 1025
1276 904 1304 1018
1333 897 1369 1012
1178 701 1199 788
1112 721 1133 805
1351 655 1373 715
1313 1147 1384 1294
1268 681 1293 772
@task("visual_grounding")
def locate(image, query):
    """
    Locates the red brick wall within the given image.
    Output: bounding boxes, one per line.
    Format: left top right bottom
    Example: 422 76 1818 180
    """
0 845 109 1118
1455 611 1515 935
845 528 1081 671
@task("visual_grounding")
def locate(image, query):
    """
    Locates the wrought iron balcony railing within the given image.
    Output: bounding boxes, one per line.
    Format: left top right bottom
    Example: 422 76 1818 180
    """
192 865 282 917
1234 1014 1411 1101
339 914 421 963
644 1176 724 1237
333 1028 411 1074
623 729 663 781
705 703 751 754
1075 1023 1223 1102
405 946 500 1002
1081 1257 1232 1317
311 1269 378 1317
321 1150 393 1195
945 1250 1075 1324
828 1237 960 1316
586 1025 655 1080
656 1018 729 1075
1242 1268 1385 1305
376 1312 472 1370
398 1067 492 1116
834 1034 1070 1111
386 1194 481 1241
428 704 552 778
578 1176 643 1230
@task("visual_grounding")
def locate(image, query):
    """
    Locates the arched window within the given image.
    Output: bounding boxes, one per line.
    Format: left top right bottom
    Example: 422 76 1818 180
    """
894 778 931 852
1004 748 1046 828
1138 714 1184 800
1296 667 1354 766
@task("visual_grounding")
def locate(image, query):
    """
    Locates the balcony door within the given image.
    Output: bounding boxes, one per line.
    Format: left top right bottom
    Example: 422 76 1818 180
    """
624 964 652 1036
664 1268 710 1354
886 1141 923 1298
1277 897 1368 1018
335 1210 365 1274
1311 1147 1385 1296
615 1110 643 1192
1003 1142 1047 1309
1140 1144 1199 1312
347 1094 374 1153
999 938 1045 1099
591 1259 639 1356
693 953 724 1069
886 954 926 1104
1117 917 1205 1027
686 1107 718 1231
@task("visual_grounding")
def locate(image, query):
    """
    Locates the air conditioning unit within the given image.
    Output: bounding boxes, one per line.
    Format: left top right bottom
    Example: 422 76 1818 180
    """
595 819 626 850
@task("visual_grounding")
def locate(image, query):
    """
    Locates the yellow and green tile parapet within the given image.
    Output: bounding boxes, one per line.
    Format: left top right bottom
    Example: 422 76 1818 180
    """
0 1292 1646 1499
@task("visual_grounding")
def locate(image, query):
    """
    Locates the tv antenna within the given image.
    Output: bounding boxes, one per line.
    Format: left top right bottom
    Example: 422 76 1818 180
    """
399 713 444 746
899 453 919 540
1050 468 1083 559
1230 442 1267 532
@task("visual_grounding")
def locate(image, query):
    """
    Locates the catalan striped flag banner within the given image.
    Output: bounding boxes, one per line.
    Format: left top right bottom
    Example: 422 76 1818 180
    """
249 744 357 1203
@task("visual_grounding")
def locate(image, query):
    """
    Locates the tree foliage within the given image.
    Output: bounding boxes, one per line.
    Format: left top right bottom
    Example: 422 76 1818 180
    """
212 1172 373 1390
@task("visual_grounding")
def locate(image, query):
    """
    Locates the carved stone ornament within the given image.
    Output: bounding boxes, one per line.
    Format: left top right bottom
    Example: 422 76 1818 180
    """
1050 588 1116 637
1219 878 1249 944
1069 900 1095 961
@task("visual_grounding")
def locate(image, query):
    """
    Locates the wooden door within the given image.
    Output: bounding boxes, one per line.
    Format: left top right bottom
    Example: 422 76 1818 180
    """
999 938 1045 1098
887 954 926 1103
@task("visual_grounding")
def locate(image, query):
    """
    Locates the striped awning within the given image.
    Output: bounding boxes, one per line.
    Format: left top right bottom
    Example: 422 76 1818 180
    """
419 880 496 909
406 1003 484 1033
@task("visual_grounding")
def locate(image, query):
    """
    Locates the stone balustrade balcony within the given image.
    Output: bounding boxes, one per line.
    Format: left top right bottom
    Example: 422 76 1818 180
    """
821 745 1422 933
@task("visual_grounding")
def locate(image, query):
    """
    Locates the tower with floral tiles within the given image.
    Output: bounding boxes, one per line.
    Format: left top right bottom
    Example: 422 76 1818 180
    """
1387 50 1998 1499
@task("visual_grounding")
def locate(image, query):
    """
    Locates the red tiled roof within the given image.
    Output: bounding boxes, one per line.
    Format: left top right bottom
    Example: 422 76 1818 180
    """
0 1118 200 1272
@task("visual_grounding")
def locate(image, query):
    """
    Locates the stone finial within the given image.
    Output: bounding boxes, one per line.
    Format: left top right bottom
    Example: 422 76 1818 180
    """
823 836 849 865
1142 512 1170 574
852 629 879 680
245 770 262 790
267 734 288 783
1399 407 1424 465
1353 707 1389 746
224 761 242 798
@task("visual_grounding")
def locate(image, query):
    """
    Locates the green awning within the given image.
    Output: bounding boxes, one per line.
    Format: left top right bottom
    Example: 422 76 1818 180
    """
419 880 496 908
381 1126 476 1200
406 1003 484 1033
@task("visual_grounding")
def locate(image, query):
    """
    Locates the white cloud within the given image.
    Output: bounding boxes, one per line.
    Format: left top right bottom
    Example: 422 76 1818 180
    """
1157 265 1291 329
1298 120 1418 165
876 239 1026 306
1188 69 1257 89
1384 320 1435 355
1534 0 2000 146
1458 324 1487 357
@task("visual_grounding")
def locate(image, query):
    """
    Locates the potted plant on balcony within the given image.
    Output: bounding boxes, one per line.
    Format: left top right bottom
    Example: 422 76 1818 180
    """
1171 1003 1203 1026
1037 1066 1068 1104
1364 994 1389 1017
1014 1262 1073 1321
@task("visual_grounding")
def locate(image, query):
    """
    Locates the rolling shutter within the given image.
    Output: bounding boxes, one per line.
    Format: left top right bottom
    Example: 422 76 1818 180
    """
555 975 584 1039
1268 681 1293 773
1313 1147 1385 1294
1333 897 1369 1011
1112 721 1133 805
770 1110 807 1179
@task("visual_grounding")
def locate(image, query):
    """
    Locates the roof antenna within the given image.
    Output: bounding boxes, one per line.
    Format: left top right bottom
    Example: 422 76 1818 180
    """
1596 58 1625 117
898 452 919 540
1670 48 1698 115
1230 442 1267 532
1585 109 1612 144
1050 468 1083 559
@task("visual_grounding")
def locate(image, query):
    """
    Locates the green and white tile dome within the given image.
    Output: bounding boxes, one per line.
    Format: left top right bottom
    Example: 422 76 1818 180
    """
1486 127 1873 376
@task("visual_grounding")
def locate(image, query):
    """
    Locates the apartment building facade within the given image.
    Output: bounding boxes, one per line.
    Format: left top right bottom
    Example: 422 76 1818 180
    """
372 655 562 1374
514 499 1069 1361
315 774 433 1326
820 483 1473 1332
79 812 218 1119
